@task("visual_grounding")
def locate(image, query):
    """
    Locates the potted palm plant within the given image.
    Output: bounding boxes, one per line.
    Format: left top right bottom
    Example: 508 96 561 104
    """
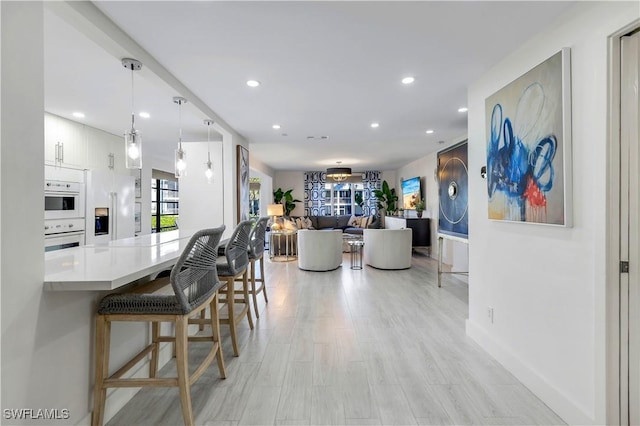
414 200 425 218
273 188 301 216
373 180 398 214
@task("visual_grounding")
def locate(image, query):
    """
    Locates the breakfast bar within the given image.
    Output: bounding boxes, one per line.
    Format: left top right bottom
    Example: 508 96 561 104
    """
44 229 197 291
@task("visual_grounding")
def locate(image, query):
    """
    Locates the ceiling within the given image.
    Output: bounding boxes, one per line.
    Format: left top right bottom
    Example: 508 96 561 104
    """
44 1 578 172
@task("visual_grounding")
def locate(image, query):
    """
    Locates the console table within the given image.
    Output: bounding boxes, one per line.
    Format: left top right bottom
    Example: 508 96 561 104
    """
385 216 431 248
437 233 469 287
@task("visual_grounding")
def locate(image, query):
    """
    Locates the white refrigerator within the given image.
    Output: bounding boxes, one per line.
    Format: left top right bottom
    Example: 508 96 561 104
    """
85 170 135 244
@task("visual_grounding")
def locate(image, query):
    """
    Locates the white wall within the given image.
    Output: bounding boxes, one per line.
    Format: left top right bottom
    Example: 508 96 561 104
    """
466 3 639 425
177 141 226 235
273 171 305 216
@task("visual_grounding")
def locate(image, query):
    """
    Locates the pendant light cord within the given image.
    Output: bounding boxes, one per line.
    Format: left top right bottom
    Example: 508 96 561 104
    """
207 121 211 162
178 100 183 150
130 65 135 130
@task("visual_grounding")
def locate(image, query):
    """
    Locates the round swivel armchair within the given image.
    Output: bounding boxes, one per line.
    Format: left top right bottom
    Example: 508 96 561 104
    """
363 228 412 270
297 230 342 271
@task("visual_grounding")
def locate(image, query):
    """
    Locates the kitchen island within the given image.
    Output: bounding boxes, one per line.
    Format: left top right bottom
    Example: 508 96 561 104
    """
44 229 197 291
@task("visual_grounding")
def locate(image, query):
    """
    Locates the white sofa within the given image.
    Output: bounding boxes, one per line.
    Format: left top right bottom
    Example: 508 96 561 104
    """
363 228 412 270
297 229 343 271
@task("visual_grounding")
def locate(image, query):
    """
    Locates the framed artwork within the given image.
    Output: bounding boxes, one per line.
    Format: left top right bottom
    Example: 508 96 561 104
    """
134 202 141 233
485 48 572 226
134 169 142 198
401 176 421 210
438 140 469 239
237 145 250 222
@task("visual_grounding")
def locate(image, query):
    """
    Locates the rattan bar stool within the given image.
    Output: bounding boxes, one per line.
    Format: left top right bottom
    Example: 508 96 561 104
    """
92 227 227 426
214 220 254 356
243 217 269 318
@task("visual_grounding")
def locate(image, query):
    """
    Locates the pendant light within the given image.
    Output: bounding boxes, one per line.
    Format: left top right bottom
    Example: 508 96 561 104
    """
122 58 143 169
326 161 352 182
204 119 214 183
173 96 187 177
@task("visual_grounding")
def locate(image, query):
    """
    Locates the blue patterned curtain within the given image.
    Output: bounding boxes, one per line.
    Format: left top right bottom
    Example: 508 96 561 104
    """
304 171 326 216
361 171 381 216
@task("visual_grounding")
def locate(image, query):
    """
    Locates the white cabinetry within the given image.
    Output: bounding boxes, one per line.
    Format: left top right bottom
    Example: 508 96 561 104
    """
45 112 127 173
44 113 86 168
85 126 126 173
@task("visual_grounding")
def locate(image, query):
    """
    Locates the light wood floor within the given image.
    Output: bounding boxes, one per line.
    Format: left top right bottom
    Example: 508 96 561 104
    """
107 251 565 426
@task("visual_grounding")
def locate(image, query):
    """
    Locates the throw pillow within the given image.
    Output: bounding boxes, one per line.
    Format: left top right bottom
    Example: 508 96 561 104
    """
295 217 305 229
304 217 313 229
283 218 298 231
348 215 358 227
362 215 372 228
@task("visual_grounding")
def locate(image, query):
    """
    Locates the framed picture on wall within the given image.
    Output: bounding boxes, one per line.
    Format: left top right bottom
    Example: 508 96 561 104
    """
236 145 250 222
485 48 572 226
438 140 469 239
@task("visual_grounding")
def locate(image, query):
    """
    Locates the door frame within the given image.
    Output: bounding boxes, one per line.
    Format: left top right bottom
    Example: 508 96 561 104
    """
607 19 640 426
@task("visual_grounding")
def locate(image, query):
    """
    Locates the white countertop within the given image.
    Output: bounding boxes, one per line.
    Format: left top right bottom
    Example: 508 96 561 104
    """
44 229 197 291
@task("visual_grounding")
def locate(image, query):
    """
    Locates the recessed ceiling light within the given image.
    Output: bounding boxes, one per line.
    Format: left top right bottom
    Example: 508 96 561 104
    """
72 112 85 118
401 76 415 84
272 124 281 129
458 107 468 113
139 112 150 119
246 80 260 87
426 129 434 134
438 140 445 144
370 122 379 128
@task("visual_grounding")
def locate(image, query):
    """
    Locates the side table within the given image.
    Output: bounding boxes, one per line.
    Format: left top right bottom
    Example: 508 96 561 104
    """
270 230 297 261
348 240 364 270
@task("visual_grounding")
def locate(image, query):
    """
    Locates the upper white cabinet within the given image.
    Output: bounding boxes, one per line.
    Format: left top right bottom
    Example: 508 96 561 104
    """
85 126 126 174
45 112 127 173
44 113 86 168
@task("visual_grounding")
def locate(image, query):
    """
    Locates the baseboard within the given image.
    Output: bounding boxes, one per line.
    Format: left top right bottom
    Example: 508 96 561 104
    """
465 320 594 425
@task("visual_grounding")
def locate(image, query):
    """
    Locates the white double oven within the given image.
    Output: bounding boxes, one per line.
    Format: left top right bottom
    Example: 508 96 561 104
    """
44 166 86 252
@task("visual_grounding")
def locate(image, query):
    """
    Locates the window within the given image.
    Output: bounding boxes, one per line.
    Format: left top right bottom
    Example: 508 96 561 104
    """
324 181 364 216
151 178 179 232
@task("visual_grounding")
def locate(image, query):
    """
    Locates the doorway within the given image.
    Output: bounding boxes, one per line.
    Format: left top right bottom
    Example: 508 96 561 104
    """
611 26 640 426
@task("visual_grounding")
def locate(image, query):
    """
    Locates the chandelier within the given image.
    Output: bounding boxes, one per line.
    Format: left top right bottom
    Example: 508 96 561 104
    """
326 162 352 182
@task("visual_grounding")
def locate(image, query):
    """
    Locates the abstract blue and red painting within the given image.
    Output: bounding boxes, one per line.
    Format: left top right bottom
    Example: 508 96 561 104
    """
485 49 571 226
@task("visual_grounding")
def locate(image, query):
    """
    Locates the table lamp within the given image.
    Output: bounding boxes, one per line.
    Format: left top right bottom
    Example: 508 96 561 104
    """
267 204 284 229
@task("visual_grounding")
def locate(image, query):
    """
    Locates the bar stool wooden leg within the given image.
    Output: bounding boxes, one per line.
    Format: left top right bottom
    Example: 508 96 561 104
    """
199 310 206 331
150 321 160 378
260 256 268 303
250 259 260 318
224 278 239 356
209 292 226 378
243 271 254 330
92 315 109 426
175 315 194 426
